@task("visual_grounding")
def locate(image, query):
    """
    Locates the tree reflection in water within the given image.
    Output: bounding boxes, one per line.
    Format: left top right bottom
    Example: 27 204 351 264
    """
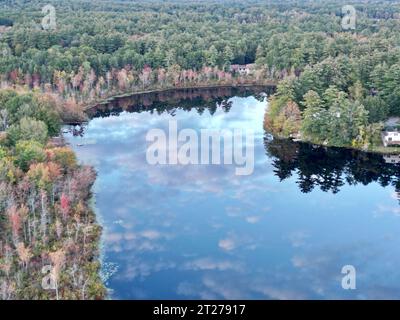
74 86 400 202
72 86 272 137
264 136 400 201
87 86 272 119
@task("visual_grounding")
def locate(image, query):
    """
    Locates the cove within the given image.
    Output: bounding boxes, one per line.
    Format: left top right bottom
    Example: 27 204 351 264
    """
64 87 400 300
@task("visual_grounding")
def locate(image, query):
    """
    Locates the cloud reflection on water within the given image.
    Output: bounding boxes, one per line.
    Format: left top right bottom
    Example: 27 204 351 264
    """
65 91 400 300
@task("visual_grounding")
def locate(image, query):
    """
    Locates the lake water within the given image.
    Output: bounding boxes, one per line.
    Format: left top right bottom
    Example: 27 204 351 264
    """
64 87 400 300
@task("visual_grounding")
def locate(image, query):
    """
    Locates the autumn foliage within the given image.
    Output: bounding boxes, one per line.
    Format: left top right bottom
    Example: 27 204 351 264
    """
0 90 105 299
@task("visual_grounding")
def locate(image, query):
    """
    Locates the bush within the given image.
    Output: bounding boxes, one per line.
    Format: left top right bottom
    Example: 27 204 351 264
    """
0 89 17 107
363 96 388 123
36 95 62 136
50 147 77 170
0 157 16 183
265 97 301 137
0 146 6 159
3 92 61 137
15 140 46 171
7 117 48 145
5 94 35 124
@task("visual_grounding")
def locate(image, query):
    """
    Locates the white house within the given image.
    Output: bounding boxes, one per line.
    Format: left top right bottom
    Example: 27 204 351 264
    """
229 64 255 76
382 130 400 147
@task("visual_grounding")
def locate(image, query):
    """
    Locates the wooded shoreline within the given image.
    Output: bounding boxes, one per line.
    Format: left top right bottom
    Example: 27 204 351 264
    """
83 82 277 112
77 83 400 156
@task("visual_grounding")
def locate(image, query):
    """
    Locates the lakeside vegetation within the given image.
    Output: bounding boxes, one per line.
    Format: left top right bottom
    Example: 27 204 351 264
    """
0 89 105 299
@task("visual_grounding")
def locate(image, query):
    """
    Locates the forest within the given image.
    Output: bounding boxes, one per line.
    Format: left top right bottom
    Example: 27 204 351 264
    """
0 0 400 299
0 0 399 149
0 89 105 299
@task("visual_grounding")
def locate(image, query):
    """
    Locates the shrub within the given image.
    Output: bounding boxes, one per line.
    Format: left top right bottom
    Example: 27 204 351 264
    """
2 92 61 137
0 146 6 159
35 95 62 136
0 157 17 183
5 93 35 124
14 140 46 171
50 147 77 170
7 117 48 145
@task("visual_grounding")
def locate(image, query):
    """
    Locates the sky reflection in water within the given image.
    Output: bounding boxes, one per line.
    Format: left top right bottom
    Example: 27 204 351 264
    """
65 91 400 300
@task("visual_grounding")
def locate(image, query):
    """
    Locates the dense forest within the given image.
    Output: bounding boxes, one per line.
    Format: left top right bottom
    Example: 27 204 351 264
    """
0 0 399 149
1 0 400 299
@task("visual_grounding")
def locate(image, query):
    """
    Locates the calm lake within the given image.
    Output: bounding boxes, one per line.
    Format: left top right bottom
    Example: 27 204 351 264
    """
64 87 400 300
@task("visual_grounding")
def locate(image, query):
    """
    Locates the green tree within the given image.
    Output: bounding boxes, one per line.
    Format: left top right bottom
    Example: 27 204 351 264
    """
223 45 234 68
301 90 328 142
206 45 219 67
362 96 388 123
7 117 48 145
14 140 46 171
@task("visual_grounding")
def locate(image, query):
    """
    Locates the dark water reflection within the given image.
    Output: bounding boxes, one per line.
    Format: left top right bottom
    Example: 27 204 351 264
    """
86 86 272 120
266 138 400 197
65 87 400 300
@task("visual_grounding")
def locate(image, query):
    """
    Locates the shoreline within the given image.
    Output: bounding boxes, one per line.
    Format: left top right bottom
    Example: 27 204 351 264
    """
66 82 400 156
63 82 276 299
65 84 397 299
82 82 277 112
269 133 400 155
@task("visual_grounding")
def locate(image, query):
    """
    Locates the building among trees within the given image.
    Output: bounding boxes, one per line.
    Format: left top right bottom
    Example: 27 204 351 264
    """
382 128 400 147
